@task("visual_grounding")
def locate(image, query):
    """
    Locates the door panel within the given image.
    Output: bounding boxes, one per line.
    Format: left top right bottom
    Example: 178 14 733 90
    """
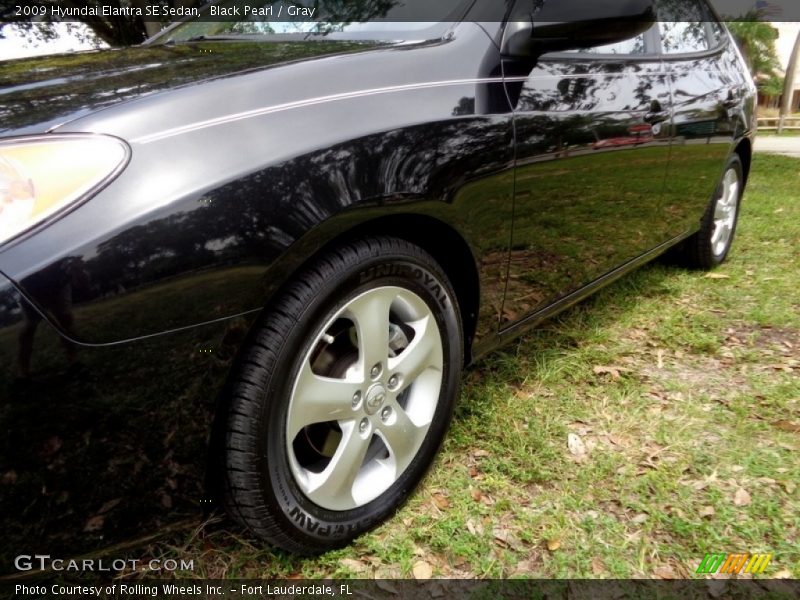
663 45 742 236
502 57 672 326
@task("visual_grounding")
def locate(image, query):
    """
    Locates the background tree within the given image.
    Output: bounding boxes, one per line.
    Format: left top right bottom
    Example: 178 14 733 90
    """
727 17 784 105
779 28 800 130
0 0 203 47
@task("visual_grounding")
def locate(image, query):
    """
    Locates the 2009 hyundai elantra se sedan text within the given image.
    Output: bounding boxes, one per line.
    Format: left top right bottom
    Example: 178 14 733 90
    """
0 0 755 568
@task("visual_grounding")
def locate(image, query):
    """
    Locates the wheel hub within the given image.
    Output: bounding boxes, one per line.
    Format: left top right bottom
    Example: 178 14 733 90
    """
364 383 387 415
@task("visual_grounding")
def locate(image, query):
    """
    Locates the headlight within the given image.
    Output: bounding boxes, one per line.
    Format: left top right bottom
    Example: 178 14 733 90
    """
0 135 128 246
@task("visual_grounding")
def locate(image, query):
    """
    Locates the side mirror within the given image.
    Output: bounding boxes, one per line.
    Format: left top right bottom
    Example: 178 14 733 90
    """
502 0 655 58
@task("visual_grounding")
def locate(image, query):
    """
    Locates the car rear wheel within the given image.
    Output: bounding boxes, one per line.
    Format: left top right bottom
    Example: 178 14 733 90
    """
676 154 744 270
223 237 462 554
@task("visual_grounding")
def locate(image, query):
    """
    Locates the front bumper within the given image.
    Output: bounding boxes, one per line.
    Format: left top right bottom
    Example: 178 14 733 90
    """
0 272 252 576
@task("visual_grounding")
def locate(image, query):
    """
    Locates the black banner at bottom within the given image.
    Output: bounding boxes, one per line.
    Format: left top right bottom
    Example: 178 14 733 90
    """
3 579 800 600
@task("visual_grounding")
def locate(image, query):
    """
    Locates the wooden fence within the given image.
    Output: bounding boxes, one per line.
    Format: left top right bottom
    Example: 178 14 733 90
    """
757 116 800 132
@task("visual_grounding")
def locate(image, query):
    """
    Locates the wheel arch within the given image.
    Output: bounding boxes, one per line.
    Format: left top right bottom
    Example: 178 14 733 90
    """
206 212 482 504
298 213 482 366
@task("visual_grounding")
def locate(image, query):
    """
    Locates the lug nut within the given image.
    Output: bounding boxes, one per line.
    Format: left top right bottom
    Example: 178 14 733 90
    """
381 407 392 422
388 374 399 389
359 418 369 433
352 391 362 408
370 363 382 379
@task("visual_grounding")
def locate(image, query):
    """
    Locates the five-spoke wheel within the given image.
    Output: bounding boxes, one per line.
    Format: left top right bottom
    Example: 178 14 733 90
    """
223 237 462 554
287 286 443 511
675 153 744 270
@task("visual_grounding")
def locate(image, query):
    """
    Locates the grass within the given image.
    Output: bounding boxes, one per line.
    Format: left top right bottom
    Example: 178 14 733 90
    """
132 154 799 580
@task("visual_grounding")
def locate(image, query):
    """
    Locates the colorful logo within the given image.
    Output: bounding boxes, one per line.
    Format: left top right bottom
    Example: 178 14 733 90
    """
696 553 772 575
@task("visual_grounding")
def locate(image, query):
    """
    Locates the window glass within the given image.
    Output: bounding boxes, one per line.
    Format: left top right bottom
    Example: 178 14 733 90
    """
656 0 715 54
660 22 709 54
161 0 470 43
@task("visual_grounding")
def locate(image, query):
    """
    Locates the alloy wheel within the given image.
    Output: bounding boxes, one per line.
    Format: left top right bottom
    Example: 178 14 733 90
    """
286 286 444 511
711 166 740 257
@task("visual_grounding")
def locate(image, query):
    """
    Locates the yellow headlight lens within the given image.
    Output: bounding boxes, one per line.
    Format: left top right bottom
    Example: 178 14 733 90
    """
0 136 128 246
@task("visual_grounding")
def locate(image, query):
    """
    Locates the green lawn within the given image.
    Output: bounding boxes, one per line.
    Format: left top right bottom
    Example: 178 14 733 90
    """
136 154 799 580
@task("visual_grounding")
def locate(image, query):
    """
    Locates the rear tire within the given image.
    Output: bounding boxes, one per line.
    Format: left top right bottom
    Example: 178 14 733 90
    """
675 154 744 270
223 237 462 554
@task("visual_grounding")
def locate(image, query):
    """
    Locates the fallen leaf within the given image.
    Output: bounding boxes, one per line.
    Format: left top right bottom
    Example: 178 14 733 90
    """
546 538 561 552
773 570 793 579
593 365 622 380
472 449 490 458
705 273 730 280
83 515 105 532
431 493 450 510
591 557 606 576
779 480 796 494
97 498 122 514
412 560 433 580
733 488 751 507
161 494 173 509
653 565 678 579
493 527 523 551
1 470 17 485
468 465 479 478
339 558 366 573
470 488 483 502
465 518 483 536
772 420 800 433
631 513 648 525
608 434 625 447
567 433 587 457
699 506 716 518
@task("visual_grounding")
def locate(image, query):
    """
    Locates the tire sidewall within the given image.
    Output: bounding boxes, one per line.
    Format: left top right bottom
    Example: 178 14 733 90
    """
254 248 462 548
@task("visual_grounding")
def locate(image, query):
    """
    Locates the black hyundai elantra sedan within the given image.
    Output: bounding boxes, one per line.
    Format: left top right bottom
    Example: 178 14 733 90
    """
0 0 755 570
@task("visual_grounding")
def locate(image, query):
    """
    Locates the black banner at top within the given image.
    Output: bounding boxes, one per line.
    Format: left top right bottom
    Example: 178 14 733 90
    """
3 0 800 25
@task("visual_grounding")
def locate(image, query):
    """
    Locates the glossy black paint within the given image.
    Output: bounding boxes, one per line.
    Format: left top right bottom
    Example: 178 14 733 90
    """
0 4 755 574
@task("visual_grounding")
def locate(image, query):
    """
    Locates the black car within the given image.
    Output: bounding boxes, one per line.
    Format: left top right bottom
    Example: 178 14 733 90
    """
0 0 755 569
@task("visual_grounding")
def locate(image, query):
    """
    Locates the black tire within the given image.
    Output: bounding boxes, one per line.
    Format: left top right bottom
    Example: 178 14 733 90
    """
675 154 744 270
223 236 462 554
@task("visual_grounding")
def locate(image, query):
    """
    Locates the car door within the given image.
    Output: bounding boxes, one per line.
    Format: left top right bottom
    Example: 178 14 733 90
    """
657 1 743 236
501 16 673 326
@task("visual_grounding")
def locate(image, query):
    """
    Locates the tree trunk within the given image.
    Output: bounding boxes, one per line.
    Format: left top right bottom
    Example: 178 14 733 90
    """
778 29 800 133
130 0 163 38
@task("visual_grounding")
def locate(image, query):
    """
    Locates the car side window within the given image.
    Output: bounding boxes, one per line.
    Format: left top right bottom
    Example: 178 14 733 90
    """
656 0 716 54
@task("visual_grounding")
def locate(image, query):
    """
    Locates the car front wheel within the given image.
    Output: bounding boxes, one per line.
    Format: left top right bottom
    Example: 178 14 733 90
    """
677 153 744 270
223 236 462 554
